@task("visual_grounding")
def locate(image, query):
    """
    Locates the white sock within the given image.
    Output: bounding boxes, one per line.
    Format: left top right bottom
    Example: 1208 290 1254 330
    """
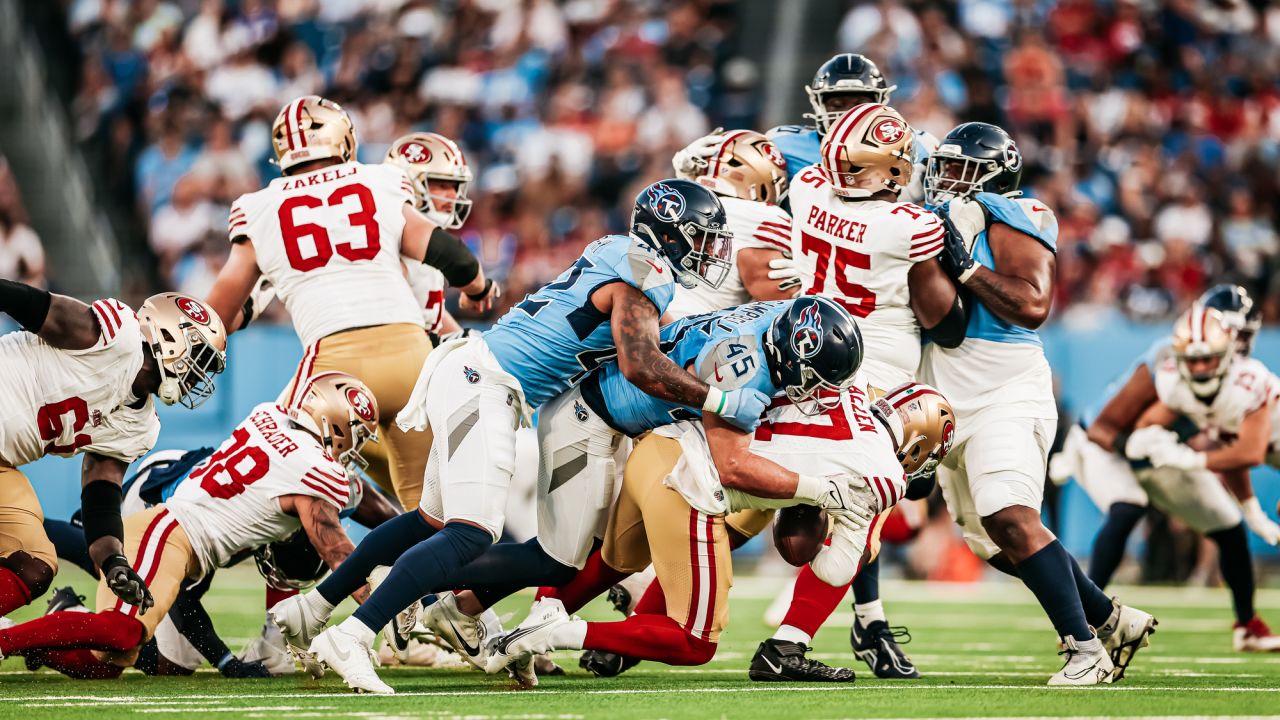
338 616 377 646
304 591 336 617
549 618 588 650
855 600 886 626
772 624 813 645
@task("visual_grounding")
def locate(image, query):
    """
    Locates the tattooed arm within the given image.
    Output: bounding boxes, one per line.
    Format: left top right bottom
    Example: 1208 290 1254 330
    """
284 493 367 603
597 282 710 407
963 223 1055 329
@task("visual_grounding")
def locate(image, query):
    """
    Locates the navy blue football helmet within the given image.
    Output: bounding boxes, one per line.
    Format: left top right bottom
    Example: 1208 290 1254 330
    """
765 296 864 415
1200 283 1260 356
924 122 1023 206
254 529 327 591
631 178 732 290
805 54 896 135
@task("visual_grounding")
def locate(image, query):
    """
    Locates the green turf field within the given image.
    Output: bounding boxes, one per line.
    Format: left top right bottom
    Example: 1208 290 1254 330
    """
2 565 1278 719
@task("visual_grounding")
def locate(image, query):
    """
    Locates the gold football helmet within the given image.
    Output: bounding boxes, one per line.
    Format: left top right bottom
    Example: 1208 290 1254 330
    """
819 104 914 199
871 382 955 482
1172 305 1237 397
385 132 474 228
694 130 789 205
271 96 358 173
288 371 379 469
138 293 228 409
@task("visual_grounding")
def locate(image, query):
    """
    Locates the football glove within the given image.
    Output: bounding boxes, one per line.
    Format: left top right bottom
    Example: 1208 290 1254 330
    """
708 387 771 432
795 475 878 528
672 129 725 179
809 513 866 587
932 205 979 284
102 554 153 614
218 654 273 679
1123 426 1180 462
460 278 501 313
1147 441 1206 472
1242 497 1280 546
766 255 803 293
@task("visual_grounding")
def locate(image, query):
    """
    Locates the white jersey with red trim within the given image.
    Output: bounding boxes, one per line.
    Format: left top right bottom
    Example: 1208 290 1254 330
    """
666 196 792 319
659 376 905 515
165 403 354 573
0 299 159 467
405 261 447 335
1155 356 1279 446
787 165 944 387
229 161 425 347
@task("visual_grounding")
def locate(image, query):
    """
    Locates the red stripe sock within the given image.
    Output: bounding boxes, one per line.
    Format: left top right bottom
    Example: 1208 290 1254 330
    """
584 614 716 665
266 587 297 609
0 611 144 656
36 648 125 679
540 547 628 614
0 567 33 617
632 578 666 616
780 564 851 638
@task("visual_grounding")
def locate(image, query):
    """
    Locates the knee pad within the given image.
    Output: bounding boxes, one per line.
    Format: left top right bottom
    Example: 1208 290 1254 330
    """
2 551 54 600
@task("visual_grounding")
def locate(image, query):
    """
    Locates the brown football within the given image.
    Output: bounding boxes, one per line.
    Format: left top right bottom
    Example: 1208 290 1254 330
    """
773 505 829 566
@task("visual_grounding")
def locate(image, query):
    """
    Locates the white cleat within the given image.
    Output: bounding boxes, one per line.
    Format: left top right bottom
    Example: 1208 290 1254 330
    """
485 598 572 676
508 651 539 688
309 624 394 695
421 592 490 670
269 593 331 652
1234 616 1280 652
369 566 422 663
1048 635 1115 686
240 616 297 675
1095 600 1157 680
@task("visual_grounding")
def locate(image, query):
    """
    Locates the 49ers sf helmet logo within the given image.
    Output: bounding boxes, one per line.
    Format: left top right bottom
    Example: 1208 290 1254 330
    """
345 386 376 422
871 117 906 145
398 141 431 164
762 140 786 168
176 296 210 325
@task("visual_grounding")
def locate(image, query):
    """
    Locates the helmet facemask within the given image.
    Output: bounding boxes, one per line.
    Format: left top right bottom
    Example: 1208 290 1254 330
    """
675 220 734 290
138 294 228 410
155 324 227 409
1173 307 1237 399
924 151 1002 206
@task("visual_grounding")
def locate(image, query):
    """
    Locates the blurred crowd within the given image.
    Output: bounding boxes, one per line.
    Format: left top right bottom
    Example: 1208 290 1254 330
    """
18 0 1280 325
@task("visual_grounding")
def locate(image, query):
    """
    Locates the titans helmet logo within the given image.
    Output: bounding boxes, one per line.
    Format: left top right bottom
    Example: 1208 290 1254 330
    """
790 301 824 359
399 142 431 164
176 296 210 325
345 386 376 422
647 182 686 223
1003 142 1023 172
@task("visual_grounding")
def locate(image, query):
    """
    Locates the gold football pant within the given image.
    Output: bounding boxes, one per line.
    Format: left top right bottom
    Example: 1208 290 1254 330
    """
0 466 56 570
281 323 433 510
603 434 732 643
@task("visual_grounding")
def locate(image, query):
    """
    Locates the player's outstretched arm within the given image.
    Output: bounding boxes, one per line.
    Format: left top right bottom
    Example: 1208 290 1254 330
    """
287 494 357 572
82 451 154 613
205 240 263 334
606 283 711 407
908 258 965 348
938 219 1054 329
401 206 498 311
704 413 801 498
1086 364 1158 453
1200 403 1272 474
0 280 100 350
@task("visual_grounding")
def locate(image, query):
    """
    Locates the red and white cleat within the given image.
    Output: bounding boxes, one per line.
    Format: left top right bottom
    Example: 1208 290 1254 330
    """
1234 616 1280 652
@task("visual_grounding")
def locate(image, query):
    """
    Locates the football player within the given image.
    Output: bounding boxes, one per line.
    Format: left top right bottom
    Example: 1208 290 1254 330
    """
919 122 1154 685
269 179 773 694
411 297 862 682
484 381 953 680
206 96 497 513
0 372 377 678
0 287 226 620
733 103 963 681
1112 305 1280 651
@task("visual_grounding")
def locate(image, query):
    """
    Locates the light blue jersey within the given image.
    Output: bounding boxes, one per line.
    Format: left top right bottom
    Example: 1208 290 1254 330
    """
579 301 788 436
768 124 934 184
1080 337 1172 428
485 234 676 408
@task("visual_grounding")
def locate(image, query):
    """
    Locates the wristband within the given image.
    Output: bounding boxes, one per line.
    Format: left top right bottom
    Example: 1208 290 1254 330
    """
957 263 979 284
101 553 129 572
792 474 823 503
465 278 494 302
702 386 726 414
1243 496 1264 516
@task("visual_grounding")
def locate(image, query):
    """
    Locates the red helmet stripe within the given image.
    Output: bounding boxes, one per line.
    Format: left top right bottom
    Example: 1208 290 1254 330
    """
887 385 943 411
282 100 297 151
823 103 883 187
294 99 308 149
712 130 748 178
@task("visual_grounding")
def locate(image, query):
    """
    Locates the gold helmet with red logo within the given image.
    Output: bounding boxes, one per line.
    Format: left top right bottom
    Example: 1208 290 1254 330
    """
694 130 789 205
1172 305 1237 397
288 372 379 469
271 96 358 174
819 104 914 199
138 293 228 409
385 132 474 229
871 382 955 482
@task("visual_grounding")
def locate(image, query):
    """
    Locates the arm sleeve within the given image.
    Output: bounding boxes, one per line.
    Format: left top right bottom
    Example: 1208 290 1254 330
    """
423 228 481 288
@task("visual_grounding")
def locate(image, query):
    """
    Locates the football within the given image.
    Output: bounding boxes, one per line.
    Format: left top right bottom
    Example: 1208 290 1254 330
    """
773 504 829 566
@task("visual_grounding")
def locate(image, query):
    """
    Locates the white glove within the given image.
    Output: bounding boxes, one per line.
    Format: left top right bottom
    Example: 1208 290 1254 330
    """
671 129 725 179
809 513 867 587
1123 426 1181 462
1147 441 1206 472
1242 497 1280 546
794 474 877 529
766 255 802 293
944 197 985 251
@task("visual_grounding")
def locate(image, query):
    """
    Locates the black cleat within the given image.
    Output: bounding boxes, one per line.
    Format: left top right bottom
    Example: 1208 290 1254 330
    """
748 639 854 683
45 586 87 616
851 618 920 679
606 584 632 616
579 649 641 677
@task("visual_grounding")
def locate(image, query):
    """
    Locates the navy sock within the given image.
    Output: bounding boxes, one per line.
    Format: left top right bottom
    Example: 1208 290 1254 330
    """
456 539 577 608
851 555 880 604
1071 552 1114 627
1016 540 1093 642
1089 502 1144 589
353 522 492 632
1207 523 1255 625
42 519 97 578
317 510 434 606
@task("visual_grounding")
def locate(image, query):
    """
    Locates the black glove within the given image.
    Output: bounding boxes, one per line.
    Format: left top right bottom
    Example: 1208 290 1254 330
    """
102 554 154 614
932 206 979 284
218 655 273 679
